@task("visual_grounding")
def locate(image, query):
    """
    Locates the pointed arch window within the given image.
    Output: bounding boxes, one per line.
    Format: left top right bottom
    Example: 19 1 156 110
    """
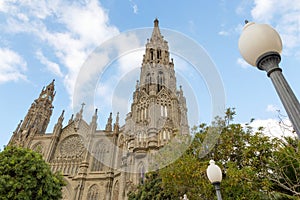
160 105 167 117
92 143 108 171
157 71 164 91
146 73 151 83
157 49 161 59
112 181 120 200
87 184 100 200
162 129 170 141
138 163 145 184
146 73 151 91
150 49 154 60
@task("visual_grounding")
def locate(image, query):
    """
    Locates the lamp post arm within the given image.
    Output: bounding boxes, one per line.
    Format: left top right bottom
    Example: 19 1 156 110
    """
258 53 300 137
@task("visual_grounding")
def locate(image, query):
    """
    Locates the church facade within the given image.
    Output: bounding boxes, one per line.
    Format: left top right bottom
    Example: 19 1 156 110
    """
8 19 189 200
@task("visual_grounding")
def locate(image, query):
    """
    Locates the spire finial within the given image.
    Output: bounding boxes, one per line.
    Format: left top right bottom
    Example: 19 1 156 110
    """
57 110 64 124
91 108 98 126
105 112 113 132
154 18 159 27
116 112 119 124
68 114 74 124
61 109 65 116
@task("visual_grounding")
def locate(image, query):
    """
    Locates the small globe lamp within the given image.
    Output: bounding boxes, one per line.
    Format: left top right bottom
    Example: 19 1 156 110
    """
206 160 223 200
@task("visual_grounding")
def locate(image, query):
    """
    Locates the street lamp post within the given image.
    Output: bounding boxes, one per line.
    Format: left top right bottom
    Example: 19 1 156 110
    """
238 21 300 138
206 160 223 200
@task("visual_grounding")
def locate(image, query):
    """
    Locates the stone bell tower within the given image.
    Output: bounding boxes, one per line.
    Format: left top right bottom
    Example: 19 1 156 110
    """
122 19 189 188
9 80 55 147
129 18 189 138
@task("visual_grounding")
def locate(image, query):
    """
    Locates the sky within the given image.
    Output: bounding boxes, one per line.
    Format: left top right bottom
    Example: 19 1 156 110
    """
1 0 299 147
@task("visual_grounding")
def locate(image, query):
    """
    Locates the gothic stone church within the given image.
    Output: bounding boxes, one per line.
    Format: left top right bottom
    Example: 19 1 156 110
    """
8 19 190 200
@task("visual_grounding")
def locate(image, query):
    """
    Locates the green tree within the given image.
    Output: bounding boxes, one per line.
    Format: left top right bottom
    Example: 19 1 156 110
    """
159 109 279 199
128 109 298 199
149 108 279 200
0 146 65 200
269 136 300 199
128 171 176 200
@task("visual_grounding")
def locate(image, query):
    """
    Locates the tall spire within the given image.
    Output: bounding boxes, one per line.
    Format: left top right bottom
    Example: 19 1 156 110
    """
53 110 64 135
140 18 175 93
150 18 164 44
74 103 85 131
146 18 169 52
105 112 113 132
113 112 120 132
90 108 98 132
9 80 55 147
39 79 55 101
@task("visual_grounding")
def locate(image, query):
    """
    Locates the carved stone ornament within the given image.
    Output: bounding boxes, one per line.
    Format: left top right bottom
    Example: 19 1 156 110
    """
32 142 44 154
60 135 85 158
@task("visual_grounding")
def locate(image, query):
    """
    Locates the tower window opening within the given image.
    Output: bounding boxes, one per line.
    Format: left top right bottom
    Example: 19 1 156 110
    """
144 108 147 120
139 165 145 184
146 73 151 92
161 105 167 117
157 71 164 92
150 49 154 60
164 106 167 117
157 49 161 59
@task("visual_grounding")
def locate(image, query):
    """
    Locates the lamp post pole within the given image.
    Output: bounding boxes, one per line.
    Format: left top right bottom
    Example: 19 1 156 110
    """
213 182 222 200
206 160 223 200
239 21 300 138
257 52 300 136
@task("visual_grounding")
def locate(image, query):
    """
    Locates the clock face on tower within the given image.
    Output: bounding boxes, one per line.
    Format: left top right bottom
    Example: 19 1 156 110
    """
41 93 47 98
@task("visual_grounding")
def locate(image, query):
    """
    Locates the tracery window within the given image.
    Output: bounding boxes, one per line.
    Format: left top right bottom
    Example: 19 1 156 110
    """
87 184 100 200
92 142 108 171
160 105 167 117
157 71 164 91
150 49 154 60
157 49 161 59
138 163 145 184
112 181 119 200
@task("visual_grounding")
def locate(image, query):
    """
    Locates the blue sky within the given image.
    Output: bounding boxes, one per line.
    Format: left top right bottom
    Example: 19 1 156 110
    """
1 0 299 147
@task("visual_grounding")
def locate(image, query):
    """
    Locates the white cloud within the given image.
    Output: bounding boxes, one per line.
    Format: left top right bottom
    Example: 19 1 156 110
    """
133 5 138 14
251 0 276 22
250 0 300 55
0 48 27 83
247 118 296 138
118 50 143 75
218 30 229 36
266 104 279 113
129 0 138 14
36 50 63 77
0 0 119 106
237 57 250 69
93 50 143 123
17 13 29 22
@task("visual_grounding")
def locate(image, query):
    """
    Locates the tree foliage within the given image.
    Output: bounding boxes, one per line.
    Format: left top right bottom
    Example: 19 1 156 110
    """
128 171 176 200
129 108 300 200
159 108 280 199
269 136 300 199
0 146 65 200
